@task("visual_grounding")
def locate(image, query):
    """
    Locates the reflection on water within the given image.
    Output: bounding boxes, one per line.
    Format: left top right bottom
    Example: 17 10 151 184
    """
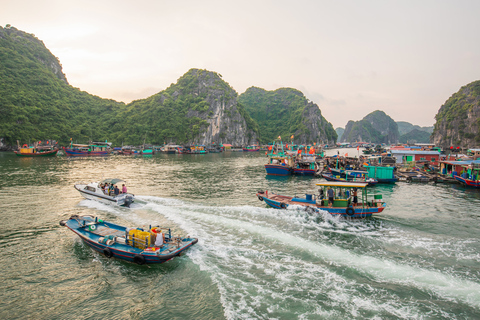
0 151 480 319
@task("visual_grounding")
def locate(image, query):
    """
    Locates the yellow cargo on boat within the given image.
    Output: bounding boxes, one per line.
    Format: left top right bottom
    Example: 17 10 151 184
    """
128 229 152 249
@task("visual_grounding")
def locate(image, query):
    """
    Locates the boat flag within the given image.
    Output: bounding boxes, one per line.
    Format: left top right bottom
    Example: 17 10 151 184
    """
357 146 359 151
290 135 294 140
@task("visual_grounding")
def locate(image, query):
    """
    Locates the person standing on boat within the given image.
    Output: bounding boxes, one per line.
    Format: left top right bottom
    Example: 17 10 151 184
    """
122 184 127 194
104 183 109 194
327 187 334 207
352 188 358 207
114 185 120 196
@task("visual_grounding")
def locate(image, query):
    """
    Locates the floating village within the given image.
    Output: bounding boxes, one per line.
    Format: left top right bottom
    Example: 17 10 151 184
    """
14 137 480 233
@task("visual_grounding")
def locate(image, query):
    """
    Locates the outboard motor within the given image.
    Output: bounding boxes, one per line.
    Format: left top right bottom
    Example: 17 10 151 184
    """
124 195 134 207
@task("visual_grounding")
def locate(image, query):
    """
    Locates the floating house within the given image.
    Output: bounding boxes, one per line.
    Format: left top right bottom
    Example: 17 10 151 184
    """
439 159 480 177
389 149 441 166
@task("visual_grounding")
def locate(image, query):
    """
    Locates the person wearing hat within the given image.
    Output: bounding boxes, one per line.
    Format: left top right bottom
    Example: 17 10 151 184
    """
327 187 334 208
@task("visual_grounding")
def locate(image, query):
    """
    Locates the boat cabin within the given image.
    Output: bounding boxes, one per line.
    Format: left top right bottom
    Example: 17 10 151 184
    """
315 181 383 209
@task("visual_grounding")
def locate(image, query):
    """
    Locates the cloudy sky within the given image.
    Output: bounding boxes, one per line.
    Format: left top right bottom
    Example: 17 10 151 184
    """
2 0 479 128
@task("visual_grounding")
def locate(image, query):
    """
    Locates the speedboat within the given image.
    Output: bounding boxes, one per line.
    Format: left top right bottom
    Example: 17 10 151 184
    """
74 178 135 207
60 215 198 265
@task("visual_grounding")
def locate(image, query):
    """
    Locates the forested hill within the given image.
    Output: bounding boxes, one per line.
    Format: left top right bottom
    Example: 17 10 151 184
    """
238 87 337 144
0 25 125 147
123 69 260 146
0 26 259 147
432 80 480 148
341 110 399 144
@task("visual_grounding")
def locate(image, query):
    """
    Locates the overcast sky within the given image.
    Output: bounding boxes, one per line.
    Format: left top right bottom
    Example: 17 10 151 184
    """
2 0 479 128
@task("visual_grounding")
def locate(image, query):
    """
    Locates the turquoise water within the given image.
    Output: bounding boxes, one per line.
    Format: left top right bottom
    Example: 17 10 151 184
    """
0 151 480 319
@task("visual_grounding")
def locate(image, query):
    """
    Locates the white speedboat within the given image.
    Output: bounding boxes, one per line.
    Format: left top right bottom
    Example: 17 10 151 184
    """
74 178 135 207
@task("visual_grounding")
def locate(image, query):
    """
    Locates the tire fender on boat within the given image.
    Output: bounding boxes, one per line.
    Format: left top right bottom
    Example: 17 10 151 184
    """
103 248 113 258
280 203 287 209
258 196 264 201
346 207 355 216
133 254 146 265
59 220 67 226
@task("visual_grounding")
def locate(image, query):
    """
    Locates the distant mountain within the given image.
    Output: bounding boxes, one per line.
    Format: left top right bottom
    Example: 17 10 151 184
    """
399 129 432 144
341 110 399 144
396 121 433 136
432 80 480 148
238 87 337 144
335 127 345 142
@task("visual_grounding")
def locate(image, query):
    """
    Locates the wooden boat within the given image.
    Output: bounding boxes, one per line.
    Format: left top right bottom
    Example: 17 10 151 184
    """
293 154 319 176
63 141 111 156
265 140 294 176
454 175 480 187
60 215 198 265
243 145 260 152
15 144 58 157
256 181 386 218
74 178 135 207
322 173 378 185
160 145 177 154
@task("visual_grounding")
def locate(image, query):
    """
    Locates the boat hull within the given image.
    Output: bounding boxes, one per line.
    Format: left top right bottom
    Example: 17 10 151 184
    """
14 149 58 157
63 147 109 157
454 175 480 187
293 168 316 176
265 164 292 176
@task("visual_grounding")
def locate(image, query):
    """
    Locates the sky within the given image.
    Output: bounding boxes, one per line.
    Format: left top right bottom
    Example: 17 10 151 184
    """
2 0 480 128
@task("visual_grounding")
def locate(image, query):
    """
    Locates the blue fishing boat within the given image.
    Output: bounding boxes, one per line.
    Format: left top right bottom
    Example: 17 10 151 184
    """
256 181 386 218
60 215 198 265
265 140 294 176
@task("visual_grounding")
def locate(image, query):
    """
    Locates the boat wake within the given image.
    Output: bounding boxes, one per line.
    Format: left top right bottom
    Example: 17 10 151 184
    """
79 196 480 318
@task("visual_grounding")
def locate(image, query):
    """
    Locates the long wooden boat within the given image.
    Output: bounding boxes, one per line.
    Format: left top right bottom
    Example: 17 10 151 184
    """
243 145 260 152
293 154 319 176
15 146 58 157
63 142 111 156
454 175 480 187
322 173 378 185
256 181 386 218
60 215 198 265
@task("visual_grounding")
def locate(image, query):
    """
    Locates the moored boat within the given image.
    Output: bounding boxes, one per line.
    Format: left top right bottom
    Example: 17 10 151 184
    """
15 144 58 157
243 145 260 152
63 141 111 156
256 181 386 218
322 173 378 186
59 215 198 265
265 140 294 176
454 175 480 187
74 178 135 207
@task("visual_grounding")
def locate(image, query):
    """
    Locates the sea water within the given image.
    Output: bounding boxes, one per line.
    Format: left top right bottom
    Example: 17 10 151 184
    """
0 151 479 319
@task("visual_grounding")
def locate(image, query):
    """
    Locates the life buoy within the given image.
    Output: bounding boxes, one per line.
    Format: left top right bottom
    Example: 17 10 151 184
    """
258 196 264 201
280 203 287 209
103 248 113 258
22 144 28 148
346 207 355 216
406 176 412 183
133 254 146 265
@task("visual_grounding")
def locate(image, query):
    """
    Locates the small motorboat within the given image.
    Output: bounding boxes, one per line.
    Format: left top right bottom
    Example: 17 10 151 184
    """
60 215 198 265
74 178 135 207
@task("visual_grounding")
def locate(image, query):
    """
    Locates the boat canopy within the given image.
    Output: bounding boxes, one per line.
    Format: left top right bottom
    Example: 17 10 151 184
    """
100 178 125 185
316 181 368 188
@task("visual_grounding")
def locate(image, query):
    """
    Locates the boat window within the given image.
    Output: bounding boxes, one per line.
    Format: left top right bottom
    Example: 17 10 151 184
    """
85 186 96 192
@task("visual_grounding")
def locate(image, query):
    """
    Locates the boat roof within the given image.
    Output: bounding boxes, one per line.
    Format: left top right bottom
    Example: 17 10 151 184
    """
100 178 125 184
316 181 368 188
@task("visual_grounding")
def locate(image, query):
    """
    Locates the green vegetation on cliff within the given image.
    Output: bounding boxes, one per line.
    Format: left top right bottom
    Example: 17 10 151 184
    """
238 87 336 144
342 110 399 144
0 25 125 145
432 80 480 147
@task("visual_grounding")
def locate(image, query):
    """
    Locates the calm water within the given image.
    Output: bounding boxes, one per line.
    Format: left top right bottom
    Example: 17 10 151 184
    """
1 150 480 319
